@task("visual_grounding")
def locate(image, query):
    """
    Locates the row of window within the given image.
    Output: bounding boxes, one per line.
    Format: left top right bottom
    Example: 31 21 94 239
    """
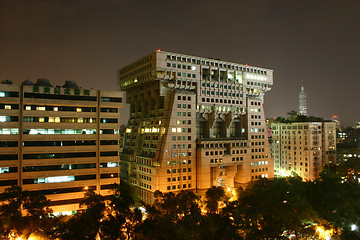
0 140 118 147
167 62 197 71
232 157 243 161
177 104 192 109
166 160 191 165
171 152 191 157
205 151 224 156
166 54 267 75
23 163 96 172
23 174 96 184
251 135 265 139
201 98 243 104
232 149 248 154
172 136 191 141
24 92 97 101
167 175 191 182
251 174 268 180
201 90 242 98
0 104 19 110
171 127 192 133
251 154 269 159
177 95 192 101
22 151 118 160
251 161 269 166
166 184 191 190
201 81 242 89
23 105 118 113
0 116 18 122
172 144 191 149
177 112 192 117
167 168 192 173
139 174 151 182
176 72 196 78
250 128 265 133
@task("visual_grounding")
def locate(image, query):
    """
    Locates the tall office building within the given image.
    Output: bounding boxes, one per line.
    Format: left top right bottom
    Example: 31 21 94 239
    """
299 81 307 116
118 50 274 203
0 79 123 213
271 121 336 180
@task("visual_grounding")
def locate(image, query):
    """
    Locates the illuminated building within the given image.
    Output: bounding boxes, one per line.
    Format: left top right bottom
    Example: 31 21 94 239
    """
0 79 123 213
299 81 307 116
118 50 274 202
271 121 336 180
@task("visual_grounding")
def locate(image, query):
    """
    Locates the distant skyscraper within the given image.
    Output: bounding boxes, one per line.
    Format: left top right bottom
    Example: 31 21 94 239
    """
299 81 307 116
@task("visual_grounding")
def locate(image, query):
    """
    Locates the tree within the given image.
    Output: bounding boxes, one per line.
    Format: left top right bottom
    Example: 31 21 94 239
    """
236 177 316 239
56 190 106 239
205 186 227 213
0 186 53 239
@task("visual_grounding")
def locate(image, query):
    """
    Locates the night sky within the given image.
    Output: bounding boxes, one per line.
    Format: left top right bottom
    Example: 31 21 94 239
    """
1 0 359 127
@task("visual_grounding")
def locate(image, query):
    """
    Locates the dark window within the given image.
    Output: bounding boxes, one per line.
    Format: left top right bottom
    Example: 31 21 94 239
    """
100 151 118 157
0 141 18 147
24 92 97 101
100 118 118 123
100 97 122 102
100 140 118 145
0 154 18 161
23 140 96 147
23 152 96 160
23 163 96 172
100 107 118 113
0 179 18 187
100 173 119 179
34 185 96 196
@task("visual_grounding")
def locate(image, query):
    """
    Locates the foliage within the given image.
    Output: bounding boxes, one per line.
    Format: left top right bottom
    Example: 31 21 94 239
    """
0 186 53 239
1 172 360 239
274 110 325 123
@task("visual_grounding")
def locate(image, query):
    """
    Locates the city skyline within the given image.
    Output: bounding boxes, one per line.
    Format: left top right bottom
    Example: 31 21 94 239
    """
1 0 359 126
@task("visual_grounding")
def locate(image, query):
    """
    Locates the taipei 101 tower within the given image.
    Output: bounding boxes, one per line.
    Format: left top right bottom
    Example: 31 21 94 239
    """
299 81 307 116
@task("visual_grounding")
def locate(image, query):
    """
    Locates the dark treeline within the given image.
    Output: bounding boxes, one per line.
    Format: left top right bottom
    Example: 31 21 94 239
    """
1 170 360 240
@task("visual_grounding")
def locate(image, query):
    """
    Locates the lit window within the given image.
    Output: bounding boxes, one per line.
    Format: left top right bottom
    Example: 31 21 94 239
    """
76 108 82 112
53 107 58 111
25 106 31 110
4 105 11 110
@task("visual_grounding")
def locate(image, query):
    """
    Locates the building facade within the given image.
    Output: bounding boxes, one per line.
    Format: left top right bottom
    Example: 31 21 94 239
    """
0 80 122 213
271 121 336 180
118 50 274 203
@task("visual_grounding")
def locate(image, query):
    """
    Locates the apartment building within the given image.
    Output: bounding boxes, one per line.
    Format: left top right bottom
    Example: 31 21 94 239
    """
0 79 122 213
118 50 274 203
271 121 336 180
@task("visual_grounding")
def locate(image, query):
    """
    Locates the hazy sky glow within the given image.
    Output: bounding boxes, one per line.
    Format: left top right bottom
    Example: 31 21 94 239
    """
1 0 359 126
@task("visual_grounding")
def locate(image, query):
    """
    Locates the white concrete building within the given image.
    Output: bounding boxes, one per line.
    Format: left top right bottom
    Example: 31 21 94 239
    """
118 50 274 203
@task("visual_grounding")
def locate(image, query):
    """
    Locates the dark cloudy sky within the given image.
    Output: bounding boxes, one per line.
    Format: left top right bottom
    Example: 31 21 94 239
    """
1 0 359 126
